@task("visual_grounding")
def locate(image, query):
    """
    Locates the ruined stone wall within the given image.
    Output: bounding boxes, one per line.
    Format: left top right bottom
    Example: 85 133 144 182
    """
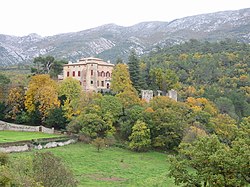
0 120 54 134
0 139 77 153
141 89 178 102
141 90 153 102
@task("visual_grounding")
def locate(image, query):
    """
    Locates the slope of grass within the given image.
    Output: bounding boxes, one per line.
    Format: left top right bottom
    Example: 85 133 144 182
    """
12 143 177 187
0 131 61 143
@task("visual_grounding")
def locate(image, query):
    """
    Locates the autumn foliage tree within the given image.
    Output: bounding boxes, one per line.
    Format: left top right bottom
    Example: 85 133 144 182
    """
6 86 25 120
25 74 60 122
111 63 133 93
58 77 82 120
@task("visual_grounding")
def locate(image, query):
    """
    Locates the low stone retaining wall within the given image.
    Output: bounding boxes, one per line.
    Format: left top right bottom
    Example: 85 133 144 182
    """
0 137 78 153
0 144 30 153
0 120 54 134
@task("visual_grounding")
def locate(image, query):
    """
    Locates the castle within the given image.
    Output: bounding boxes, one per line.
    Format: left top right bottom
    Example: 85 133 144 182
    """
63 57 114 92
63 57 177 101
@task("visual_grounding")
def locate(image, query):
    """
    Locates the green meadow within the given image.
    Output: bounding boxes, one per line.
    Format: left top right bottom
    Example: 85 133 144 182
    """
12 143 177 187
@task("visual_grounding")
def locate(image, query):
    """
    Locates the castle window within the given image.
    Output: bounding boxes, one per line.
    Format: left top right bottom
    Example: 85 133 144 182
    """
72 71 75 77
97 81 99 86
67 72 69 77
91 70 93 76
78 71 81 76
101 71 105 77
91 80 93 84
101 81 104 87
107 83 110 89
106 71 110 77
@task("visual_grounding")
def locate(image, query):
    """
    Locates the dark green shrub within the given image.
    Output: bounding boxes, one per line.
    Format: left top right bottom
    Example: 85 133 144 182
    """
0 152 9 166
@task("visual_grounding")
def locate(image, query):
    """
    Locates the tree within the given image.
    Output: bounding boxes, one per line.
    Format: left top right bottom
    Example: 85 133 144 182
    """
119 105 145 140
111 63 133 93
5 86 25 120
128 50 141 91
32 56 66 78
45 107 68 129
76 112 110 138
50 59 67 78
215 97 238 120
59 77 82 101
58 77 82 120
149 68 180 93
115 57 123 64
25 74 60 122
186 97 218 116
146 96 190 150
129 120 151 152
209 114 238 145
0 73 10 102
96 95 123 123
116 88 140 110
169 135 250 187
92 137 105 152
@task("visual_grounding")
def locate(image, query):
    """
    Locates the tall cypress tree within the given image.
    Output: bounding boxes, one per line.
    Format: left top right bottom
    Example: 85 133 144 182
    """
128 50 141 91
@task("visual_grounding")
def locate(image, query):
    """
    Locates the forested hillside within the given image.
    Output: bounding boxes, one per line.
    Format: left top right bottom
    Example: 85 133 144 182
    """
141 39 250 120
0 39 250 186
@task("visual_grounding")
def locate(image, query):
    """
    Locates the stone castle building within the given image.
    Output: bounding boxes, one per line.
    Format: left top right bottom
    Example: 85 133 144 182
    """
63 57 114 92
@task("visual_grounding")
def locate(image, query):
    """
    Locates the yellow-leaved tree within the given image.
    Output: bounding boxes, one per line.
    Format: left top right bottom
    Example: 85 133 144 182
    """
6 86 25 120
25 74 60 122
111 64 133 93
58 77 82 120
186 97 218 116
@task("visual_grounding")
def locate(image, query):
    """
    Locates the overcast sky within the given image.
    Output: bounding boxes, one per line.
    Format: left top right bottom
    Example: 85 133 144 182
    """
1 0 250 37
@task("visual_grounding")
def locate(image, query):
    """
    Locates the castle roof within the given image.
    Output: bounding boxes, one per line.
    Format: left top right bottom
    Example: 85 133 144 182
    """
64 57 114 66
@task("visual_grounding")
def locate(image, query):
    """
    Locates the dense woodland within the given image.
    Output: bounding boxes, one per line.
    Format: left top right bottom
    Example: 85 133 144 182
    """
0 40 249 186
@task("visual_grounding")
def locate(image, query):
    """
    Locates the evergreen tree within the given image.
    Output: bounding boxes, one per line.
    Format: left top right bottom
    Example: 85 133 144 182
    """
128 50 141 91
115 57 123 64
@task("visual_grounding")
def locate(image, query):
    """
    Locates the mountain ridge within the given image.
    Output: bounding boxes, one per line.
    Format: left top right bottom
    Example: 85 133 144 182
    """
0 8 250 66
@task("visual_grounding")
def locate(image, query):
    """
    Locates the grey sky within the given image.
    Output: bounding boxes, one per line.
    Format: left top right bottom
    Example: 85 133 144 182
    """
1 0 250 36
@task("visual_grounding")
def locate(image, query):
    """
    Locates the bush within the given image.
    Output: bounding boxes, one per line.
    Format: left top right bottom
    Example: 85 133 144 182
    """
15 111 30 124
92 138 105 152
33 152 77 187
78 134 91 143
104 135 116 147
0 165 12 187
67 119 82 134
0 152 9 166
0 102 5 120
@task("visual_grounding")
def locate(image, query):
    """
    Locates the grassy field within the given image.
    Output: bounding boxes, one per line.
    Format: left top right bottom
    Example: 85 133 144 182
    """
12 143 177 187
0 130 61 143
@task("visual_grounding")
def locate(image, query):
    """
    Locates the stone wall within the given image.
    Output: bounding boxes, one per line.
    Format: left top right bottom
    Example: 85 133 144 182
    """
141 90 153 102
0 139 77 153
0 120 54 134
0 144 30 153
141 89 178 102
167 89 178 101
